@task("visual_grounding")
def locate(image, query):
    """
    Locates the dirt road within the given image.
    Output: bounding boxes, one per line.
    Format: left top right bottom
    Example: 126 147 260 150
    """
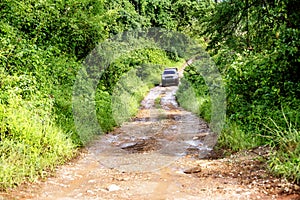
1 84 300 200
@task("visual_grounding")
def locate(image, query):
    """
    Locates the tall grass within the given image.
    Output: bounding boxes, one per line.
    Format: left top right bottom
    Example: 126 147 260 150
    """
218 122 262 152
265 112 300 184
0 95 74 189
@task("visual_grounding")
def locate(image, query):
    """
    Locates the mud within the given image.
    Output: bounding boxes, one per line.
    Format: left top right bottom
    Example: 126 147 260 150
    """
89 85 216 172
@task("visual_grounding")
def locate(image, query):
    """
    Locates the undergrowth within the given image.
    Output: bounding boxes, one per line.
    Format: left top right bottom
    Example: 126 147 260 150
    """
0 91 74 189
265 112 300 184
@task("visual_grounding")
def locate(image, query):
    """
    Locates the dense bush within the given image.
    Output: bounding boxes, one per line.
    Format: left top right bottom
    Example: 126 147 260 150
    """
0 72 74 188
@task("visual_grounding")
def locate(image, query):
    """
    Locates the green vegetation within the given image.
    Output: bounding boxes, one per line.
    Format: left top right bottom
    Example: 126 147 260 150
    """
1 0 299 189
0 0 172 189
266 112 300 183
154 97 162 109
0 73 75 188
176 0 300 184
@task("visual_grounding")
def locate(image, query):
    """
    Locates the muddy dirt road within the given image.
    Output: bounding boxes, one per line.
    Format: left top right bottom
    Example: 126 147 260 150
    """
2 84 300 200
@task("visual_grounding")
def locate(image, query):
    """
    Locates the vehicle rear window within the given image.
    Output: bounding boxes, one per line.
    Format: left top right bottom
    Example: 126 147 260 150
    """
163 70 175 74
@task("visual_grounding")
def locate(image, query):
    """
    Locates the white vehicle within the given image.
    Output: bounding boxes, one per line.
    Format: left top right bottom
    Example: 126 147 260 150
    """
161 68 179 87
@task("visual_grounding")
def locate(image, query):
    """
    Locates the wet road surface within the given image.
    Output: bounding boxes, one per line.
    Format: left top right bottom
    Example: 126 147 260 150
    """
93 85 217 172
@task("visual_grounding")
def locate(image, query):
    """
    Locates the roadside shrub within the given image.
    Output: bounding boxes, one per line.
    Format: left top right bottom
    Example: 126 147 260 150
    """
176 62 212 123
218 122 263 152
265 111 300 184
111 69 148 126
95 90 116 133
0 93 74 189
176 78 200 115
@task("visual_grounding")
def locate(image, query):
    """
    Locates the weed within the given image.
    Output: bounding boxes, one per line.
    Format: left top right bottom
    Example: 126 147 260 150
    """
154 97 162 109
265 112 300 184
218 122 262 152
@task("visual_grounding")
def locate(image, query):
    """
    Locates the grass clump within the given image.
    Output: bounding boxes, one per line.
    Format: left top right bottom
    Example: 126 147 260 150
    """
265 112 300 184
218 122 262 152
154 97 162 109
